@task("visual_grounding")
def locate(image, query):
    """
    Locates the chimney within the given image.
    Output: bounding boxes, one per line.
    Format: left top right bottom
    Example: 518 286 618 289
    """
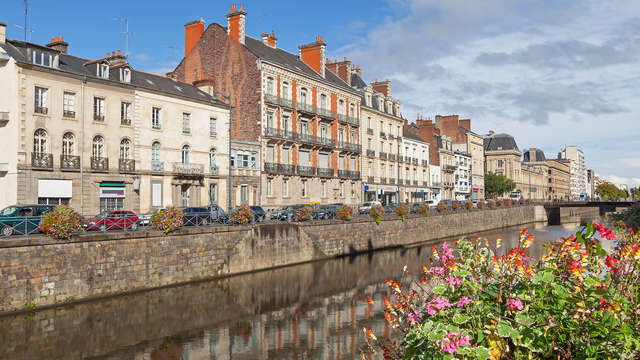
299 35 326 77
106 49 128 65
227 3 246 45
0 22 6 44
261 30 277 48
326 56 351 85
371 79 391 96
488 130 495 136
184 19 205 57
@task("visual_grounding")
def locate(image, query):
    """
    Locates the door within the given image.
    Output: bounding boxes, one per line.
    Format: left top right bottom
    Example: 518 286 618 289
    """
181 185 190 207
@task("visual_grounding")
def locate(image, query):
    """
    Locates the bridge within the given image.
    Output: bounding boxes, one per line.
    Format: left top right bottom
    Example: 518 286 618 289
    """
541 201 634 225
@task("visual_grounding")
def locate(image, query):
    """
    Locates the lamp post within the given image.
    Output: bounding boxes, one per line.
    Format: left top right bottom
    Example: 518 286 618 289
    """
222 94 233 215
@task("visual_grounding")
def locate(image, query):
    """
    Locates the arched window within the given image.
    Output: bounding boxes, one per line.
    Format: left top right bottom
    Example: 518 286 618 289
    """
181 145 190 164
62 132 75 156
120 138 131 160
92 136 104 158
209 148 216 168
33 129 48 154
151 141 161 162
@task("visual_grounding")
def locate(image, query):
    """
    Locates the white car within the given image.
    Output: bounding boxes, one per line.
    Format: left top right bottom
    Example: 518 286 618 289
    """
359 201 382 214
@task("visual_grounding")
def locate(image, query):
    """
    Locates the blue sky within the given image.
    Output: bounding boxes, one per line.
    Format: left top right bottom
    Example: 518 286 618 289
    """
3 0 640 187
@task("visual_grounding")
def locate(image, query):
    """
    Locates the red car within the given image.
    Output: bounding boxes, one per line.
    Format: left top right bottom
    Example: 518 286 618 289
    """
84 210 139 231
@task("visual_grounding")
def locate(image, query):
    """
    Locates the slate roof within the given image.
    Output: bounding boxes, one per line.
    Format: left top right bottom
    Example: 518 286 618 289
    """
402 131 428 144
350 72 367 90
1 40 225 106
484 133 520 152
523 148 547 162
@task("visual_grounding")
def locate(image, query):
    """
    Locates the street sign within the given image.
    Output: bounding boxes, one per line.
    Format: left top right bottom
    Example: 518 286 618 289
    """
364 185 369 191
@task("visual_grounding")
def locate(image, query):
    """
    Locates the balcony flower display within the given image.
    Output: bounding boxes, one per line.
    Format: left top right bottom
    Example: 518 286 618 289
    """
230 204 253 225
417 203 430 221
151 206 183 234
336 205 354 221
452 201 461 211
465 199 473 211
504 199 512 207
487 200 495 209
40 205 84 240
294 206 313 222
437 201 447 214
362 223 640 359
395 204 410 222
369 204 384 225
477 200 485 209
496 199 503 207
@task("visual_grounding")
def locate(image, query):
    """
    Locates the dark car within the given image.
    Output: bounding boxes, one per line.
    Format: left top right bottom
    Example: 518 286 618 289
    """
277 205 305 221
0 204 55 236
250 206 266 223
85 210 139 231
384 203 399 214
315 203 344 220
207 204 229 224
182 207 212 226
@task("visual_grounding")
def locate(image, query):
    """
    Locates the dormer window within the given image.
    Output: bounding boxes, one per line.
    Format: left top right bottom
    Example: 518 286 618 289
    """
99 63 109 79
121 68 131 83
32 49 53 67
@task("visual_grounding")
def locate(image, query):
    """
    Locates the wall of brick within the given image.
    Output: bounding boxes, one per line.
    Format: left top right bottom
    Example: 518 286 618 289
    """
0 206 539 313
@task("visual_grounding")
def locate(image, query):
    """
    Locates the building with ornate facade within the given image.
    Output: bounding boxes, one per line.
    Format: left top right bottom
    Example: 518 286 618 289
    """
401 133 431 203
0 25 229 214
546 159 571 201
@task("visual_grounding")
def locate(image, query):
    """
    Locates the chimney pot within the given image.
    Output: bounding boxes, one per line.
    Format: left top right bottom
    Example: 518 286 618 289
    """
117 50 121 56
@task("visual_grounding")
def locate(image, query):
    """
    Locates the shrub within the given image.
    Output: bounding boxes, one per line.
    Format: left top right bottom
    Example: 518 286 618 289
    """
476 200 485 209
417 203 430 221
151 206 183 234
294 206 313 222
437 201 447 214
335 205 353 221
519 197 525 205
504 199 511 207
369 204 384 225
362 223 640 359
39 205 84 240
496 199 503 207
230 204 253 225
464 199 473 211
611 202 640 232
395 204 410 222
452 201 461 211
487 200 495 209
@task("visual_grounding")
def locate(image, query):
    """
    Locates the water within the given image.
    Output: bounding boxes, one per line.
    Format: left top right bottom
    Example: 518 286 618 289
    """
0 223 589 360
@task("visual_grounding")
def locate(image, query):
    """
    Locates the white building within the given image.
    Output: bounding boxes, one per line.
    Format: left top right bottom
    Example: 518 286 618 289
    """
401 133 431 203
557 146 587 200
429 164 442 203
452 148 472 200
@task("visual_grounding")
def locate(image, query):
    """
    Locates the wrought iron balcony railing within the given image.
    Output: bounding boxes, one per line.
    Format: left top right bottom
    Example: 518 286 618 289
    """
296 102 316 114
210 165 219 175
151 160 164 172
388 154 396 161
367 176 374 183
172 162 204 175
60 155 80 170
412 158 418 165
93 114 105 122
297 165 317 176
119 159 135 173
366 149 376 157
91 157 109 171
422 160 428 166
380 177 387 184
367 128 374 135
317 107 335 119
32 152 53 169
264 162 295 175
264 94 294 109
389 178 396 185
63 110 75 118
338 113 359 127
379 152 388 159
34 106 48 115
317 168 334 178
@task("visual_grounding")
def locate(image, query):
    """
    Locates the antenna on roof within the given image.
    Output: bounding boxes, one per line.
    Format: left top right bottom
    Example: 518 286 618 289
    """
15 25 35 42
113 17 134 56
21 0 30 41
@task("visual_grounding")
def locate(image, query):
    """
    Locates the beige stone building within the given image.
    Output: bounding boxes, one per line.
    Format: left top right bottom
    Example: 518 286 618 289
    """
400 133 431 202
0 26 229 214
546 159 571 201
438 135 456 200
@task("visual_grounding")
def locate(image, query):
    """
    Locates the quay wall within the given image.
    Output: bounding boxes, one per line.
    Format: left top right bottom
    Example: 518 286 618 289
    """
0 206 540 313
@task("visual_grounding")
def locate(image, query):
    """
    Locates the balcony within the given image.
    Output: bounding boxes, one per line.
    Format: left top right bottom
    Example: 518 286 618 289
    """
210 165 219 175
367 128 374 135
412 158 418 165
337 141 361 153
338 170 360 179
34 106 48 115
119 159 135 173
91 157 109 171
367 176 374 183
423 181 429 187
296 102 316 114
422 160 428 166
318 168 334 178
413 180 418 186
151 160 164 172
265 127 298 141
443 164 458 172
121 118 131 126
63 110 75 118
60 155 80 170
431 182 442 188
402 156 411 163
380 131 387 139
317 107 335 119
297 165 317 176
338 113 359 127
0 111 8 126
264 162 295 175
264 94 294 109
93 114 104 122
172 162 204 175
317 136 336 148
389 178 395 185
388 154 396 161
380 177 387 184
32 152 53 170
388 134 395 140
379 152 388 160
398 179 403 185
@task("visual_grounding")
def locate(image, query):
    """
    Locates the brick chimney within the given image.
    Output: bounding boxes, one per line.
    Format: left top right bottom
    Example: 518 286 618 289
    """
227 3 246 45
46 36 69 54
299 35 326 77
107 50 128 66
371 79 390 96
261 30 277 48
184 19 205 57
460 119 471 131
0 22 6 44
326 57 351 85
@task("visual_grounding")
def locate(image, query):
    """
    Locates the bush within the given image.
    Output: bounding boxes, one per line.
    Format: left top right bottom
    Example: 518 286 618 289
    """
335 205 353 221
417 203 430 221
294 206 313 222
151 206 183 234
452 201 461 211
519 197 526 205
487 200 495 209
39 205 84 240
611 202 640 232
369 204 384 225
230 204 253 225
496 199 503 207
362 223 640 359
395 204 410 222
437 201 447 214
504 199 511 207
464 199 473 211
476 200 485 209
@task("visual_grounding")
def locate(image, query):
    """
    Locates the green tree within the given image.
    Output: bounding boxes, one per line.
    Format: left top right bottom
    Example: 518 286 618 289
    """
484 172 515 199
595 182 625 200
632 187 640 200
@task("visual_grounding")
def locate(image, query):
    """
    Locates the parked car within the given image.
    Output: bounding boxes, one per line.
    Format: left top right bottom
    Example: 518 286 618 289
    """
313 203 343 220
276 205 306 221
250 206 266 223
359 201 381 214
0 204 55 236
208 204 229 224
182 207 212 226
84 210 139 231
384 203 399 214
138 208 166 227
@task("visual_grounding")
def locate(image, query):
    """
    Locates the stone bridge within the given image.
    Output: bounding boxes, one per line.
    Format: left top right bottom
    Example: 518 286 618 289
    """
541 201 633 225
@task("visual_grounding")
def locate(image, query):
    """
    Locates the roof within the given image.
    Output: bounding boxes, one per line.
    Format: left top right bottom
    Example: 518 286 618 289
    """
402 131 428 145
2 40 225 106
484 133 519 152
523 148 547 162
350 72 367 90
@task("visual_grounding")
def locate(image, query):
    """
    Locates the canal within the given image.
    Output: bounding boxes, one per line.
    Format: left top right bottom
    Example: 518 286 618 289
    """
0 223 592 360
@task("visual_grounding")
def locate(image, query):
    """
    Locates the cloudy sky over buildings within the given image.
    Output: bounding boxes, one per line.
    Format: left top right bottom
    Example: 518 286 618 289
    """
4 0 639 186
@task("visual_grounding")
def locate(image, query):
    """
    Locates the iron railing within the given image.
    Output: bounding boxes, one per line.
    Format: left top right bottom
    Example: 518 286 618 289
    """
367 176 374 183
265 127 298 141
338 113 359 127
380 177 387 184
93 114 104 121
367 128 374 135
34 106 48 115
317 168 334 178
297 165 316 176
91 157 109 171
264 162 295 175
412 158 418 165
151 160 164 172
389 178 396 185
380 131 386 139
210 165 219 175
317 107 335 119
63 110 75 118
119 159 135 173
265 94 294 109
379 152 388 159
366 149 376 157
338 170 360 179
296 102 316 114
422 160 428 166
388 154 396 161
172 162 204 175
60 155 80 170
32 152 53 169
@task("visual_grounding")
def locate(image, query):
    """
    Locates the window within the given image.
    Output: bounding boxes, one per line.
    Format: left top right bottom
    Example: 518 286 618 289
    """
266 77 274 95
320 94 327 109
338 128 344 144
283 179 289 197
38 197 70 205
300 88 307 104
33 129 48 154
301 180 307 197
121 102 131 125
63 92 75 117
282 115 289 131
181 145 190 164
34 87 48 114
92 136 105 158
266 112 274 129
338 99 345 114
241 185 249 204
93 97 105 121
62 132 75 156
349 103 355 116
151 141 161 163
282 82 289 99
497 160 504 167
339 182 344 197
152 107 161 129
210 117 217 137
320 125 327 140
351 183 356 198
233 151 257 168
209 148 217 169
121 68 131 83
32 50 53 67
350 129 356 143
120 139 131 160
321 181 326 197
99 63 109 79
267 178 273 196
209 183 218 204
266 145 274 163
100 198 124 212
182 113 191 134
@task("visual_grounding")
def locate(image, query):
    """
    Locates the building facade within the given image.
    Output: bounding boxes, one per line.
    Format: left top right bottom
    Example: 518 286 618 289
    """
172 6 362 209
452 149 472 200
401 134 431 203
0 27 229 214
546 159 571 201
557 146 587 200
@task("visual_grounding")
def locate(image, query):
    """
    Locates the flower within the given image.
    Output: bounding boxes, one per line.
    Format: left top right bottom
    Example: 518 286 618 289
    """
506 298 524 312
406 311 421 323
440 332 470 354
445 276 462 287
457 296 472 308
440 242 454 263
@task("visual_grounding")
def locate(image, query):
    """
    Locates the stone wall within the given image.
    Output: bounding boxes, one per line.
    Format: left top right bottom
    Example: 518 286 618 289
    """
0 206 538 313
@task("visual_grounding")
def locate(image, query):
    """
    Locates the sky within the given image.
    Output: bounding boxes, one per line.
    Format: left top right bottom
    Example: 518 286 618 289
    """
3 0 640 188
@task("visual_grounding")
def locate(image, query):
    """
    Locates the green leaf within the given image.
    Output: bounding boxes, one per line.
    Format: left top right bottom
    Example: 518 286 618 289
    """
432 285 446 295
476 329 485 344
454 269 469 278
475 346 490 360
515 312 534 326
542 271 554 283
585 222 595 239
576 231 584 244
497 322 514 338
453 314 470 324
551 284 570 299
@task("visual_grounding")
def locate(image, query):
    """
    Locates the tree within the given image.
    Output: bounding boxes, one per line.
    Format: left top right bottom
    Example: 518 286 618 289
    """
484 172 515 199
632 187 640 200
595 182 626 200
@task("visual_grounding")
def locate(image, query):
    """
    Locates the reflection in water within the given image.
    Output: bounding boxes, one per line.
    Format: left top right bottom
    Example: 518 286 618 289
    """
0 224 587 360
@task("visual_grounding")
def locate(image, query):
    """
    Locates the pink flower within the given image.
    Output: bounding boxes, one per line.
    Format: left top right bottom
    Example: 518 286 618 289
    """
406 311 421 323
457 296 472 308
428 266 446 276
426 305 436 316
445 276 462 287
440 242 454 263
506 297 524 312
430 297 452 312
440 332 470 354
